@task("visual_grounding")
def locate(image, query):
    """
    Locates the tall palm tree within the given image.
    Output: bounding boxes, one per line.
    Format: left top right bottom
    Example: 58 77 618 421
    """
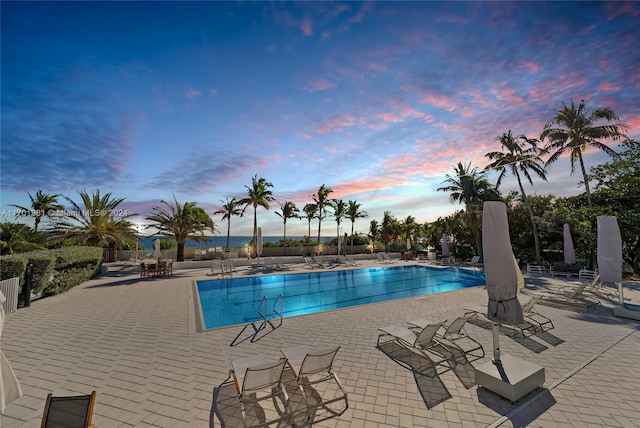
381 211 396 252
346 200 367 254
10 190 64 232
330 199 347 255
240 175 275 258
485 131 547 264
55 189 136 262
541 99 628 208
302 203 318 256
214 197 244 250
401 215 417 248
312 184 333 255
275 201 300 256
368 219 381 252
437 162 500 259
146 196 216 262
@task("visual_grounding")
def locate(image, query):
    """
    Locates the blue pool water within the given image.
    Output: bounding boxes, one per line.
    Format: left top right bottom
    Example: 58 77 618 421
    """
196 265 485 330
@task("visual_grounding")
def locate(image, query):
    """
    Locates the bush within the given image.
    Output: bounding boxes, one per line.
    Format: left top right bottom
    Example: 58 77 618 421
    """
0 246 103 298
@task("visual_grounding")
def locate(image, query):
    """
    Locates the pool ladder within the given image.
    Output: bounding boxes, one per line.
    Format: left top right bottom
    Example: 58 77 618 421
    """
251 294 284 332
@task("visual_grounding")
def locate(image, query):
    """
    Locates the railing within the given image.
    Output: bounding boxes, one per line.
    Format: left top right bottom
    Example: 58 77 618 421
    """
0 277 20 313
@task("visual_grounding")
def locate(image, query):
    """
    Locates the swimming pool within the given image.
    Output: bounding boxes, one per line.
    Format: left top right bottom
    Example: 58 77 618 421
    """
194 265 485 330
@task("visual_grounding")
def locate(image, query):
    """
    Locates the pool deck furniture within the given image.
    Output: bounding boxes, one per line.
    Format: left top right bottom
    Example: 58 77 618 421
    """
41 390 97 428
549 263 584 278
526 263 546 275
2 257 639 427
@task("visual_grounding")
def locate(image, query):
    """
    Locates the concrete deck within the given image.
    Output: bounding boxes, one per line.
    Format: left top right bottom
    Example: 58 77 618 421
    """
1 258 639 427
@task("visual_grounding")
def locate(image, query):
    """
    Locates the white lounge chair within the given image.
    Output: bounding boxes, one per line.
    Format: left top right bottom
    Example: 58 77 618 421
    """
382 253 398 264
280 346 348 422
463 305 538 338
219 355 293 428
409 316 484 362
377 321 454 367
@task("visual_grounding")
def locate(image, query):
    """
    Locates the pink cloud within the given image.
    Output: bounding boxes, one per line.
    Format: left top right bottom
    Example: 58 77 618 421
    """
367 62 387 72
489 87 528 108
578 24 597 36
307 78 337 92
209 88 217 96
599 82 621 92
518 61 541 73
301 16 313 36
185 88 201 100
317 113 357 134
418 93 458 111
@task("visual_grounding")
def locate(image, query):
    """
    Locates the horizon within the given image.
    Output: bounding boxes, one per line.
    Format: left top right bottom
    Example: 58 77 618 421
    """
1 1 638 236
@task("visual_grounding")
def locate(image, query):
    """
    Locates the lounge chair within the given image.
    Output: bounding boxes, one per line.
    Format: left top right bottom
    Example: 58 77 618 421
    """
280 346 348 421
409 316 484 362
526 263 546 275
532 279 601 310
274 257 291 271
377 321 455 367
41 390 97 428
336 255 349 266
463 305 537 338
345 255 359 266
439 256 455 266
520 295 554 331
219 355 293 428
264 257 279 271
312 256 329 268
303 257 315 269
382 253 398 264
467 256 481 267
375 253 392 264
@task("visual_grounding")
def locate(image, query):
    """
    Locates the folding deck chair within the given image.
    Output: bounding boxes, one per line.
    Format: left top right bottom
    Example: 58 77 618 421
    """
463 305 538 338
41 391 97 428
409 316 484 362
280 346 348 422
377 321 455 368
219 355 293 428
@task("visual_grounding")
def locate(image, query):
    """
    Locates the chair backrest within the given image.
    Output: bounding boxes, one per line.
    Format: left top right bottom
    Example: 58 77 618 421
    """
521 295 542 313
41 391 96 428
415 321 446 348
470 256 480 264
241 358 288 395
443 317 471 336
299 346 340 376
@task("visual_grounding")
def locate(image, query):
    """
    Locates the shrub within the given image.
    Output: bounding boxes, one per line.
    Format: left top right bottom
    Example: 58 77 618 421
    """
0 254 27 283
44 247 103 296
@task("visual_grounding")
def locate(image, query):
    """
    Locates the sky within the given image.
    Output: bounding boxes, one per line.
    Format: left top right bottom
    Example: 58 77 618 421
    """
1 1 639 237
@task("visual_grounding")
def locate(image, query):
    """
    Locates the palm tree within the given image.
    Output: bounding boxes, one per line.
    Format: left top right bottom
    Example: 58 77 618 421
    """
275 201 300 256
401 215 417 249
10 190 64 232
368 219 381 252
485 131 547 264
146 196 216 262
302 203 318 256
437 162 500 259
0 222 46 254
541 99 628 208
380 211 396 252
240 175 275 258
55 189 136 262
330 199 347 255
346 200 367 254
312 184 333 255
214 197 244 250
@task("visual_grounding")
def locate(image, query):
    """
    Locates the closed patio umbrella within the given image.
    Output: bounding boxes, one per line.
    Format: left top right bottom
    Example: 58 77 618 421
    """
441 233 449 257
152 238 161 261
482 201 524 362
1 290 23 414
563 223 576 265
597 216 623 302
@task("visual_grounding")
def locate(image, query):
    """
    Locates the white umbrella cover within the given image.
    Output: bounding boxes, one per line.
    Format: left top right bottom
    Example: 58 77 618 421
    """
483 201 524 326
597 216 622 284
441 233 449 257
152 238 161 260
1 291 23 414
563 223 576 265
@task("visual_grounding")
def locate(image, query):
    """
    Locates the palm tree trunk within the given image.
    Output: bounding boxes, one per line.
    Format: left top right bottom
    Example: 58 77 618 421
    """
108 242 117 262
177 242 185 262
517 173 541 265
226 218 231 249
317 208 322 256
578 152 593 208
283 222 287 256
253 208 258 258
351 221 355 255
307 219 312 256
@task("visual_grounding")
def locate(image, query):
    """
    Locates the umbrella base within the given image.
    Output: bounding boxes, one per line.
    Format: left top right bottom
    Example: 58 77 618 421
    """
613 304 640 321
474 354 544 403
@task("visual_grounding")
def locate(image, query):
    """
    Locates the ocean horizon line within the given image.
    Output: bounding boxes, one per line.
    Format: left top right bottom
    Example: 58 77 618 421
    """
139 235 334 250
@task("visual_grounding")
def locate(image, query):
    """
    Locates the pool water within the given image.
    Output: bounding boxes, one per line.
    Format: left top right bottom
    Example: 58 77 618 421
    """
195 265 485 330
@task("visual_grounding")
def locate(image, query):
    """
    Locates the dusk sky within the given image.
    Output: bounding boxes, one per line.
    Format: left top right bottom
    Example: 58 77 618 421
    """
1 1 639 237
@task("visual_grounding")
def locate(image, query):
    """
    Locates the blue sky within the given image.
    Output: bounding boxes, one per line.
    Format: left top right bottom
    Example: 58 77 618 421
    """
1 1 638 237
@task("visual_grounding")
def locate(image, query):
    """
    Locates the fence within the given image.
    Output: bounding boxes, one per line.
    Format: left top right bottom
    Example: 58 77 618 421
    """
0 277 20 313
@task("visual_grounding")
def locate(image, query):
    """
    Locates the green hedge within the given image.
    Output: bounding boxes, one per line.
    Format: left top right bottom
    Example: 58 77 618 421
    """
0 246 103 298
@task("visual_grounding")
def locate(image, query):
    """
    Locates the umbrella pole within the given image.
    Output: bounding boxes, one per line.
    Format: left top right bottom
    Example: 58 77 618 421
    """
617 282 624 305
492 322 501 364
